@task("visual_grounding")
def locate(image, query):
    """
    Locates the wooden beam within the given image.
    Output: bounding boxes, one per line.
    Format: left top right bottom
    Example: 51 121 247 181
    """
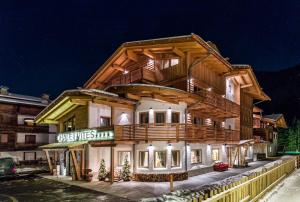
112 64 125 71
44 150 53 174
93 99 134 109
70 150 82 180
110 146 114 184
142 49 155 59
126 50 138 62
172 47 185 58
70 99 90 105
241 84 253 88
126 93 141 100
152 94 179 104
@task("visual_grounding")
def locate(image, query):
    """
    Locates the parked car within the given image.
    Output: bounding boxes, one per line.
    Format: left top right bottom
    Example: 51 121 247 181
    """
0 157 17 176
213 161 229 171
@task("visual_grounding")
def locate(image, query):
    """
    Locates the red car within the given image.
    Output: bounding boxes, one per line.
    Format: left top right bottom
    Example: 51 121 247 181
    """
213 162 229 171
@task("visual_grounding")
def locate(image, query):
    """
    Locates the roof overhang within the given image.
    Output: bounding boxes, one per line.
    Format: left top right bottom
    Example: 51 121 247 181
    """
35 89 135 124
84 33 232 89
226 65 271 101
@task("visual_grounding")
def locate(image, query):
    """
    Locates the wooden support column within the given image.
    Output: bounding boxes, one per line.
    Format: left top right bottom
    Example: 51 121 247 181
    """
70 150 82 180
110 146 114 184
81 149 85 176
44 150 53 174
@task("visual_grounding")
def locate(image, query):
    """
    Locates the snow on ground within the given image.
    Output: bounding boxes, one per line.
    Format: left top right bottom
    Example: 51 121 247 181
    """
260 169 300 202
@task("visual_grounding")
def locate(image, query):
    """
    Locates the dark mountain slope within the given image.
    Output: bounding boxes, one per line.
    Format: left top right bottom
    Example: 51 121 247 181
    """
255 65 300 123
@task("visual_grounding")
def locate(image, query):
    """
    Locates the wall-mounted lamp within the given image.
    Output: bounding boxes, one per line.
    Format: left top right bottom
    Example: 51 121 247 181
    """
123 70 129 74
167 143 172 150
207 87 212 91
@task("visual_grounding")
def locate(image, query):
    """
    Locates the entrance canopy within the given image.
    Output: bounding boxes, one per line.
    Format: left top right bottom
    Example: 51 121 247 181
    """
40 141 88 150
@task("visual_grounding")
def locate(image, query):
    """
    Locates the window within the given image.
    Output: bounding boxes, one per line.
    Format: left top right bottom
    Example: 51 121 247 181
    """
0 134 8 143
139 151 149 168
139 112 149 124
100 116 111 127
25 135 36 144
154 151 167 168
161 58 179 69
191 149 202 164
171 150 180 167
118 151 130 166
193 117 203 126
155 112 165 124
64 117 75 132
171 112 180 123
212 149 220 161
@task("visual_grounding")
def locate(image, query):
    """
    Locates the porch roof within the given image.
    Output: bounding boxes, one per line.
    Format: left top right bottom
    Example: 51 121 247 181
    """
40 141 88 149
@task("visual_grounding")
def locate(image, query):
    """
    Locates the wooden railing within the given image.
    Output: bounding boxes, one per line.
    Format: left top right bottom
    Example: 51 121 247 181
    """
0 124 50 133
195 90 240 115
200 157 297 202
111 67 156 86
114 123 240 142
253 127 273 142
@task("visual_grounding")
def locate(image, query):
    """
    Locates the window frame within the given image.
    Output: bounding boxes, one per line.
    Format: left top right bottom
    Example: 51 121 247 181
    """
117 151 131 166
171 150 181 168
139 112 149 124
171 112 180 124
155 111 166 125
211 148 220 161
0 134 8 143
25 135 36 144
191 149 202 164
63 116 76 132
154 150 167 168
138 151 149 168
100 116 111 127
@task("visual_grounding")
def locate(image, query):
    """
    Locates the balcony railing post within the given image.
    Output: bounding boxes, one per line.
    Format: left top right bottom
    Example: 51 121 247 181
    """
145 124 148 142
176 124 179 141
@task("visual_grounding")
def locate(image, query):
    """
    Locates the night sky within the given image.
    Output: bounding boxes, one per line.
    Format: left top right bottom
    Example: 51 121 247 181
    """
0 0 299 98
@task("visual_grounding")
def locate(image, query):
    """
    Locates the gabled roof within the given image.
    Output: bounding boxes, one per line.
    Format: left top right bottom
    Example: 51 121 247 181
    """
84 33 232 89
35 89 135 124
263 114 287 128
226 64 270 101
0 92 48 107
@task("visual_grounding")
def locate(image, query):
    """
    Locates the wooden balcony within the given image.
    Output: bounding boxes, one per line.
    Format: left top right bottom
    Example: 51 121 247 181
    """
15 143 46 150
111 67 156 86
0 124 50 133
114 123 240 143
191 89 240 118
253 127 273 142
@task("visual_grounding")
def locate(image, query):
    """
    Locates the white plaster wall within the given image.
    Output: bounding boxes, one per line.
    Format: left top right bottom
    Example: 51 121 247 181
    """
49 125 57 133
113 108 133 125
17 115 35 125
48 133 56 143
135 98 187 124
87 145 111 175
135 141 186 174
16 133 49 144
88 102 111 128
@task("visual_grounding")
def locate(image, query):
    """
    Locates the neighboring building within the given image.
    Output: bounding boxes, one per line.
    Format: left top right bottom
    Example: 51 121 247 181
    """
253 109 287 159
36 34 272 181
0 86 56 163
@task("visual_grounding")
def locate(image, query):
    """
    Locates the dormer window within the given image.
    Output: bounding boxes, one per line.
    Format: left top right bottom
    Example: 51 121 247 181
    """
161 58 179 69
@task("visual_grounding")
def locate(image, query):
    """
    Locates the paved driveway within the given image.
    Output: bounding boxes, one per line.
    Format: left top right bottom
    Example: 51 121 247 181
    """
0 175 132 202
43 160 273 201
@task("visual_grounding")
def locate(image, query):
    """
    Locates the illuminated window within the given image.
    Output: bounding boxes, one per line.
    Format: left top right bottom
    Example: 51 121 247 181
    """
154 151 167 168
193 117 203 126
100 116 111 127
161 58 179 69
118 151 131 166
0 134 8 143
191 149 202 164
64 117 75 132
139 151 149 168
212 149 220 161
155 112 166 124
139 112 149 124
171 150 180 167
171 112 180 123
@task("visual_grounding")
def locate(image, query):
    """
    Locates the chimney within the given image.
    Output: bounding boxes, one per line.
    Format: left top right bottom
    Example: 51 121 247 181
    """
41 93 50 104
0 86 9 95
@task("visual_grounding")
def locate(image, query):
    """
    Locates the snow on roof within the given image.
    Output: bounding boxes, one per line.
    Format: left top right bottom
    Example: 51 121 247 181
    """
0 92 48 107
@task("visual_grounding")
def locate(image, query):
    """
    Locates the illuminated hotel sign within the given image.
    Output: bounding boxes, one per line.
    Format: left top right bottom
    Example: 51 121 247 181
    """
57 129 114 143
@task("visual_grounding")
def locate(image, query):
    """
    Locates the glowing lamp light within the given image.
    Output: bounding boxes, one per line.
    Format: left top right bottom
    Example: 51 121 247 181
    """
148 144 154 151
123 70 129 74
207 87 212 92
167 143 172 150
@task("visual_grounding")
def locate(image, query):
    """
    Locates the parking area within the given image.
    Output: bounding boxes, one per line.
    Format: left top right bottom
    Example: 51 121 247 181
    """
42 160 274 201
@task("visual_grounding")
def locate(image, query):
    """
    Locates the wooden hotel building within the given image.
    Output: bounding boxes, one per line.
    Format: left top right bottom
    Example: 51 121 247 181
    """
36 34 271 181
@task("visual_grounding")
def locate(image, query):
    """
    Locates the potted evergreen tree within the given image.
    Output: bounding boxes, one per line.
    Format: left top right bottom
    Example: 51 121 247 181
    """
121 158 131 181
98 159 107 181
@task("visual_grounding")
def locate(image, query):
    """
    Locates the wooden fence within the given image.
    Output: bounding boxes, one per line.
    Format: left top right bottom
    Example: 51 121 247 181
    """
191 157 297 202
